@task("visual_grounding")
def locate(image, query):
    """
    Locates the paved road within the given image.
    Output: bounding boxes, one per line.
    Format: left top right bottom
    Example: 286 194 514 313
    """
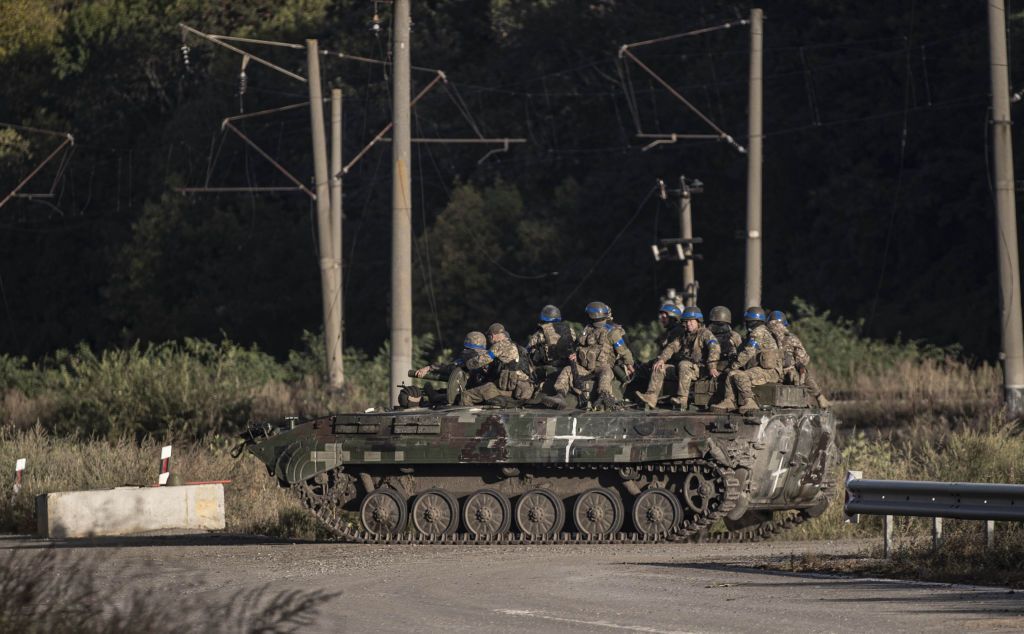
3 535 1022 633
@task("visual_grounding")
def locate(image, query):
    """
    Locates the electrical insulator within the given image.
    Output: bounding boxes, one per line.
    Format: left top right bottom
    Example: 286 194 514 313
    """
180 44 191 68
239 71 247 96
371 13 381 33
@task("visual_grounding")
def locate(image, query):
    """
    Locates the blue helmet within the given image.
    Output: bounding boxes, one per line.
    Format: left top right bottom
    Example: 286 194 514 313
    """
681 306 703 321
659 304 683 319
539 304 562 323
585 301 611 321
768 310 789 326
743 306 767 322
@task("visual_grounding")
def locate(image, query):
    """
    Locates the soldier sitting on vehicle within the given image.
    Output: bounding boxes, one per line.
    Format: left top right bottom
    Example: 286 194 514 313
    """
410 331 492 406
551 301 635 411
712 306 782 414
636 306 718 410
766 310 830 409
526 304 577 392
707 306 742 369
632 303 684 406
461 323 536 406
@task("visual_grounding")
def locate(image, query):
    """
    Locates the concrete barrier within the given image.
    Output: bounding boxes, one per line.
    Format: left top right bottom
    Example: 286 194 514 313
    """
36 484 225 538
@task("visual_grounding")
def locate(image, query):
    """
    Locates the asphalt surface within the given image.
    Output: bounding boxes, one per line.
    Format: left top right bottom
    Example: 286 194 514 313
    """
3 535 1023 633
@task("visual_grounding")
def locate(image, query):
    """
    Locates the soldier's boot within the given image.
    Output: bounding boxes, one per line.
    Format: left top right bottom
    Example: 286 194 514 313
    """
594 391 621 412
398 386 424 408
635 391 659 409
816 394 831 409
711 391 737 412
669 395 688 411
737 396 759 414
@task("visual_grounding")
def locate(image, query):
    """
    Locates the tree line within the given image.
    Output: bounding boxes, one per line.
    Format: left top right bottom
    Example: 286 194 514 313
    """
0 0 1020 363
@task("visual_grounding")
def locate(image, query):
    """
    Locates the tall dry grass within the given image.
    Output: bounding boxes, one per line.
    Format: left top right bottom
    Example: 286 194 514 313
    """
0 427 320 538
792 408 1024 542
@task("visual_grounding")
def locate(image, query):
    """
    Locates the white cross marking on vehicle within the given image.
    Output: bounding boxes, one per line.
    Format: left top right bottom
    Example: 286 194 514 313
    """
770 454 788 494
549 417 596 463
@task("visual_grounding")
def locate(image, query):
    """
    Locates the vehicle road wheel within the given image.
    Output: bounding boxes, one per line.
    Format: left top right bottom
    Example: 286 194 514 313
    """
359 487 408 537
462 488 512 537
573 487 624 537
631 488 681 537
514 489 565 538
410 488 459 537
682 470 714 515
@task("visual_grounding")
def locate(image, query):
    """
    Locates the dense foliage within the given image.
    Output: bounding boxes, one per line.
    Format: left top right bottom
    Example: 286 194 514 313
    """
1 0 1022 363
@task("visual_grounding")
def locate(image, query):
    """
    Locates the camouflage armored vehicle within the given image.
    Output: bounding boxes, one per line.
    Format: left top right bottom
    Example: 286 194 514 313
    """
238 394 839 544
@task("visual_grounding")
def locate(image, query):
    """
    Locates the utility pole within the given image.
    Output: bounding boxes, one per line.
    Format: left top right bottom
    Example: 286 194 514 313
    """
679 175 697 306
744 8 764 308
330 87 344 386
390 0 413 406
178 24 522 400
307 40 343 389
653 177 703 305
987 0 1024 416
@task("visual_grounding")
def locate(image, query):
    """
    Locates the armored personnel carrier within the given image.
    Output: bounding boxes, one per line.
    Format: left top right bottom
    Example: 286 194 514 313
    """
238 391 838 544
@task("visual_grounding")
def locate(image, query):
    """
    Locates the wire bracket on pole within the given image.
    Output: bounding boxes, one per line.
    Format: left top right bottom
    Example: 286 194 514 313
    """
0 124 75 210
617 20 749 154
341 71 447 175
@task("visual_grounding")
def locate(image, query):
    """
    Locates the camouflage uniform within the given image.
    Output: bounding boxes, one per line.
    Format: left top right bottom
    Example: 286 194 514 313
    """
643 326 719 405
553 320 633 398
710 326 743 370
462 339 535 405
527 322 577 374
424 348 490 405
717 324 782 411
767 320 827 405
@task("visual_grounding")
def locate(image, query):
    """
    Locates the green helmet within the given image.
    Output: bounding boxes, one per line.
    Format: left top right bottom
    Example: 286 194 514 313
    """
487 323 507 337
709 306 732 324
463 331 487 350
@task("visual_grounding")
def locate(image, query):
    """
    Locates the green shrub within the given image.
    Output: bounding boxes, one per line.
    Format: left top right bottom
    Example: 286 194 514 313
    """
48 339 284 438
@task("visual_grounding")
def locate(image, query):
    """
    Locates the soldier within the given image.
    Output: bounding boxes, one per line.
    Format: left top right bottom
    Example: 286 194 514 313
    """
767 310 831 409
526 304 577 385
552 301 635 410
461 323 536 406
412 331 491 405
632 304 683 407
712 306 782 414
707 306 743 370
636 306 718 410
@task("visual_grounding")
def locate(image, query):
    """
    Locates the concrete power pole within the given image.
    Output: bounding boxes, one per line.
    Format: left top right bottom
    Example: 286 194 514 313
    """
390 0 413 405
679 176 698 306
307 40 344 389
330 88 344 386
987 0 1024 416
744 8 764 308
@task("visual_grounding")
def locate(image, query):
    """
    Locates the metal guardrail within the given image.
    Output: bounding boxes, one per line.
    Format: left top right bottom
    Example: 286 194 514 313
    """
844 476 1024 557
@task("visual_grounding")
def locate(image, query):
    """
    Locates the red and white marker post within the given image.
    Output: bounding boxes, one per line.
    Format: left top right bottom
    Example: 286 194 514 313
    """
13 458 25 495
158 445 172 485
844 469 862 524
